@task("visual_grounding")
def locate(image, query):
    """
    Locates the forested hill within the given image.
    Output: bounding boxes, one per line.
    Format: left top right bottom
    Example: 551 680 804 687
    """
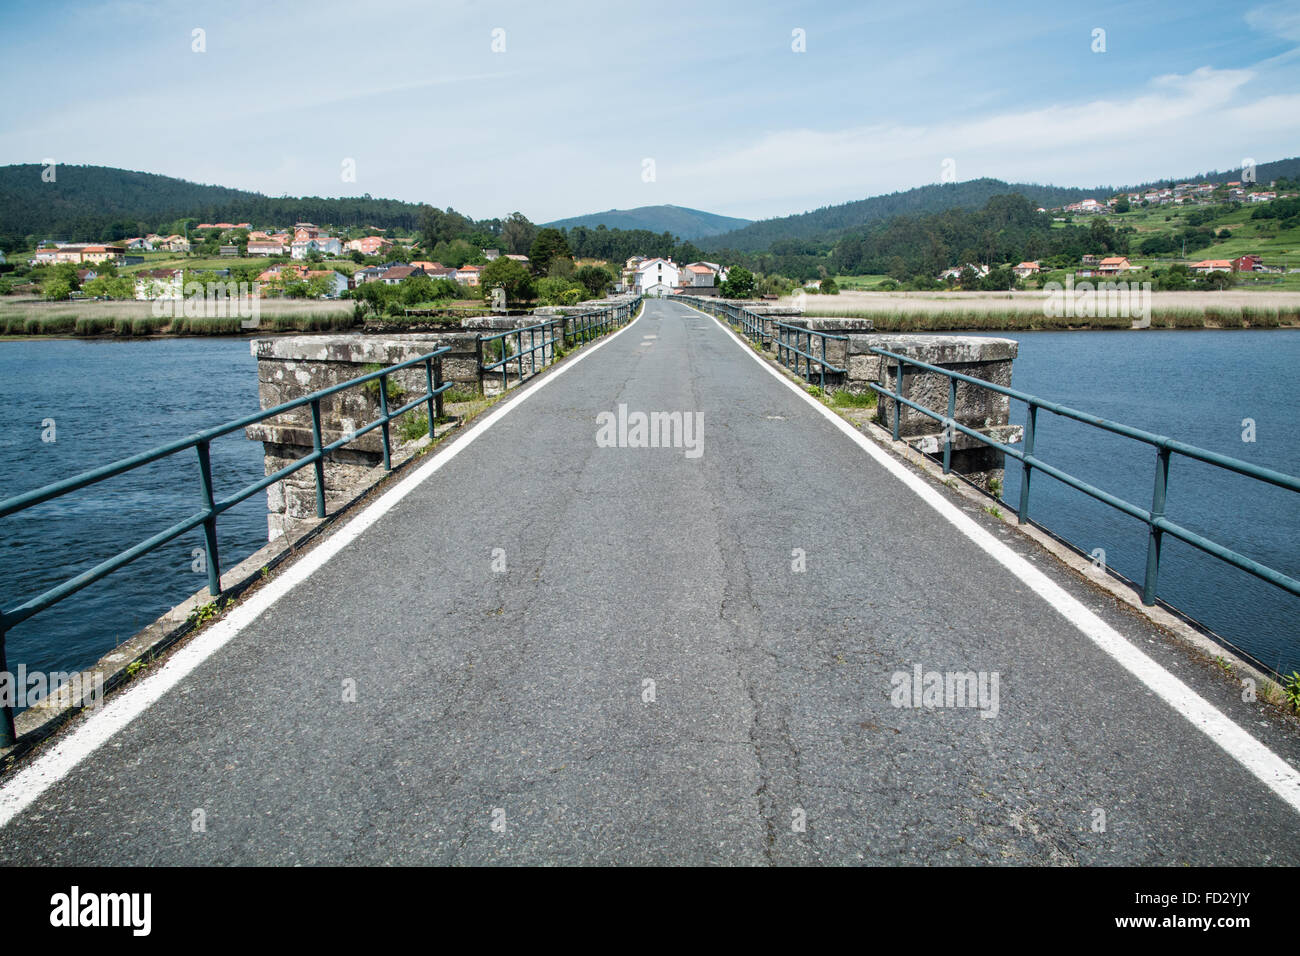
544 204 750 240
698 179 1105 251
700 157 1300 252
0 164 430 245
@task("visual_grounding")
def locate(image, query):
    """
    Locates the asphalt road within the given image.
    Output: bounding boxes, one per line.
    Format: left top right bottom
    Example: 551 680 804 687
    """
2 297 1298 865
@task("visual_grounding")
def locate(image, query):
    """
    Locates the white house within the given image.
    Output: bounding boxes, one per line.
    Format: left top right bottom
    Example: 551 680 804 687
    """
636 257 680 296
247 240 286 256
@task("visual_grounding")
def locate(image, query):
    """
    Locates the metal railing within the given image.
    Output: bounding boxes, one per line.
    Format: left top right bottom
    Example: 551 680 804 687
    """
564 300 636 345
477 318 565 392
0 348 454 745
476 299 640 393
679 296 769 346
868 346 1300 611
774 321 848 392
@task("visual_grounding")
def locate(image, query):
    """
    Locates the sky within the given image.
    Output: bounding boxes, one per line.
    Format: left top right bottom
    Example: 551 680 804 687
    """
1 0 1298 224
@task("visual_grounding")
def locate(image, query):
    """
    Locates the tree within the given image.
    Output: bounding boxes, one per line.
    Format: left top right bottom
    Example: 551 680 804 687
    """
479 256 535 304
501 212 536 256
528 228 571 276
536 276 586 305
719 266 755 298
819 276 839 294
355 281 389 317
575 264 612 297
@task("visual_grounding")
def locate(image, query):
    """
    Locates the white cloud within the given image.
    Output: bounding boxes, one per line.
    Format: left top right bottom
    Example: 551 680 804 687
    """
660 66 1292 218
1246 2 1300 42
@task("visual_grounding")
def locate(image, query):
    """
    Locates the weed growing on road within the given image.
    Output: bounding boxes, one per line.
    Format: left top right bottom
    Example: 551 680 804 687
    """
1260 677 1285 706
983 505 1003 520
1285 672 1300 713
187 600 224 628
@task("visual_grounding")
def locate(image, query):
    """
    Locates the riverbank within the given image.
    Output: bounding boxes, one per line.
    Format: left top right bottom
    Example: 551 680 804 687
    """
793 289 1300 331
0 296 540 338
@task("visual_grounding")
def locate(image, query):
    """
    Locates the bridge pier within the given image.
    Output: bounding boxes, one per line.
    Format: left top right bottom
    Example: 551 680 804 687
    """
850 334 1021 491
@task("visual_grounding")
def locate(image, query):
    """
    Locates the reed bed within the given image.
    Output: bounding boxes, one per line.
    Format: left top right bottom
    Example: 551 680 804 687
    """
806 305 1298 332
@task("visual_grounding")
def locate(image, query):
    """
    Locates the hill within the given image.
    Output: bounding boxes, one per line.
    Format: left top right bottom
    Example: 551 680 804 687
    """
700 158 1300 252
0 164 430 247
544 204 751 240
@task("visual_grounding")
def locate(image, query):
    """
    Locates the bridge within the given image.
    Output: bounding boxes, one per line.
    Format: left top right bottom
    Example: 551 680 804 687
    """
0 297 1298 865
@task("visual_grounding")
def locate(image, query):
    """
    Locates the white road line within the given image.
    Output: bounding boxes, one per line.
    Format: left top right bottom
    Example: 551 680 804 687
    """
687 301 1300 816
0 306 644 828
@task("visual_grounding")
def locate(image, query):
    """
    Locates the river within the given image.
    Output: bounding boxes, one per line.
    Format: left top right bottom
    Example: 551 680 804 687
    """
0 338 267 679
979 328 1300 675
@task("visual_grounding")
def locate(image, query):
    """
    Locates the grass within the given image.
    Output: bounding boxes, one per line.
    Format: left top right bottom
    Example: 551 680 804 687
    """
792 298 1300 331
361 363 407 403
830 389 877 408
443 386 480 404
0 302 359 336
397 412 434 443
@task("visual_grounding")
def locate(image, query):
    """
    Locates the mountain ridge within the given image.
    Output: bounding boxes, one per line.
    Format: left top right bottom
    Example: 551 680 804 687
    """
542 204 750 239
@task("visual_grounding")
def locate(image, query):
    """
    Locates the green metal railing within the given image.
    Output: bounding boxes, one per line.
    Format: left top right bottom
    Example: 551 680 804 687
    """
476 300 640 393
682 297 847 389
774 321 848 392
678 296 769 346
0 347 454 745
477 318 565 392
564 300 636 345
869 346 1300 611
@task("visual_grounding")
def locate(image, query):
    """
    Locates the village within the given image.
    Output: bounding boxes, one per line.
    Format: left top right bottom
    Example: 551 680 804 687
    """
5 174 1298 306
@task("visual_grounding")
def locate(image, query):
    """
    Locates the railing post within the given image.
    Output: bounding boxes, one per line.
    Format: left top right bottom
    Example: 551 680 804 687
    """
820 335 828 392
1018 404 1037 521
943 377 956 475
0 621 16 747
1142 447 1172 606
892 359 903 442
476 334 485 393
434 356 445 423
424 359 438 440
309 398 326 518
378 374 392 471
195 439 221 597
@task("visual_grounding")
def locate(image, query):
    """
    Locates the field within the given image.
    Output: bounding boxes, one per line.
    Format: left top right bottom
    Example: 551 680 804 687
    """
117 252 360 275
